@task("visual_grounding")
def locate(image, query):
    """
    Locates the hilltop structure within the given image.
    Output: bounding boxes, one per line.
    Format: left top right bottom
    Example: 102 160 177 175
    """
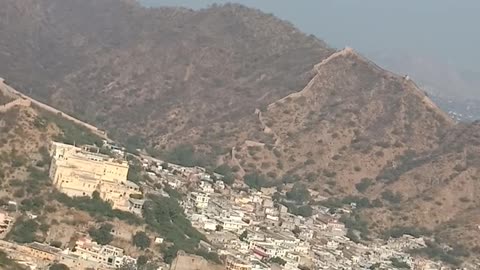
49 142 144 213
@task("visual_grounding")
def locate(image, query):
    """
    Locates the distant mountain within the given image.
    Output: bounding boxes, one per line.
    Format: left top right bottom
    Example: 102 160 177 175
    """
430 95 480 122
1 0 480 264
368 50 480 121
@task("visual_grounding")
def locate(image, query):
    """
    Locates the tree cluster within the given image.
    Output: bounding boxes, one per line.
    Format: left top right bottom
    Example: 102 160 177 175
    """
132 231 151 250
89 223 114 245
286 183 310 203
214 164 234 185
143 195 207 264
54 191 141 224
7 217 38 243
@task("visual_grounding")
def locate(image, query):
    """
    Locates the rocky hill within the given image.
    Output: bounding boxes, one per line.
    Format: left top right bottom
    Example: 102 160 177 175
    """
0 80 58 194
232 48 454 192
362 122 480 251
1 0 480 265
229 48 480 263
0 80 171 265
0 0 333 152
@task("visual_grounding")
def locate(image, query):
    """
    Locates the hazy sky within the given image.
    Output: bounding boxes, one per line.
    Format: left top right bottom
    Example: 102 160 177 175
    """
141 0 480 75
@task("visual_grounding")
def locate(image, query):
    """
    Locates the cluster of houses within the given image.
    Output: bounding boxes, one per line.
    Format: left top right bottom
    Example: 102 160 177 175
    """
0 236 136 269
0 140 475 269
140 158 462 270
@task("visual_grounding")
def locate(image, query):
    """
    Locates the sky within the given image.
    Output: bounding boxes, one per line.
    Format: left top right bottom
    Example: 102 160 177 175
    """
141 0 480 75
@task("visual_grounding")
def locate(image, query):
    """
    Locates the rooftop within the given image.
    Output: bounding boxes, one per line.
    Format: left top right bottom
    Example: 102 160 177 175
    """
28 242 62 254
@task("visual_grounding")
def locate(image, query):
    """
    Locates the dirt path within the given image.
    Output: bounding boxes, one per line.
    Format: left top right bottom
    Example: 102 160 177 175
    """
255 108 281 146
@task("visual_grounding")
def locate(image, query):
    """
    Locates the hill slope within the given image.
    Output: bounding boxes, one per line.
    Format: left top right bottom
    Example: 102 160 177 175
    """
0 0 333 151
363 122 480 250
1 0 480 265
0 78 221 269
228 49 480 264
232 48 454 192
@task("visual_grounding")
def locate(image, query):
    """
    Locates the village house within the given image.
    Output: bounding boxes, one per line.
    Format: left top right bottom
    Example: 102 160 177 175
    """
226 255 252 270
214 180 225 191
189 192 210 210
199 180 215 193
217 216 249 232
17 242 61 263
58 253 105 270
68 237 136 268
101 140 126 157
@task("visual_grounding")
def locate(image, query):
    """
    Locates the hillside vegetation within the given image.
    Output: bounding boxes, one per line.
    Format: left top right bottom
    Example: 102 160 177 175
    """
0 87 210 264
1 0 480 265
0 0 333 155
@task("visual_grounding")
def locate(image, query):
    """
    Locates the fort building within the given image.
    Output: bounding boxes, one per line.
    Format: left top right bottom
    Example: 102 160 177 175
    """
49 142 143 212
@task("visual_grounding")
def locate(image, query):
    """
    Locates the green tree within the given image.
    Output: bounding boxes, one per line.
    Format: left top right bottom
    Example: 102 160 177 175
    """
89 223 113 245
269 257 286 266
390 257 410 269
49 263 70 270
8 218 38 243
161 162 170 170
132 231 151 250
125 135 145 154
214 164 234 185
167 144 198 167
355 178 373 193
340 214 369 238
381 190 403 204
346 228 361 243
143 195 206 264
239 230 248 241
295 205 313 217
285 203 313 217
127 157 144 184
286 183 310 203
53 192 141 224
40 110 103 147
0 250 25 269
195 249 221 264
137 255 148 266
281 174 298 184
50 241 62 248
243 172 267 190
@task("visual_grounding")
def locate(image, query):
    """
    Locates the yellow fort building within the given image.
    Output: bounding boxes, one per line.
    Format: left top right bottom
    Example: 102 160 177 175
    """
49 142 144 213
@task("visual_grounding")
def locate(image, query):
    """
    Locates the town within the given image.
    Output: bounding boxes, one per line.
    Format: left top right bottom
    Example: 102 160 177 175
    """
0 141 463 269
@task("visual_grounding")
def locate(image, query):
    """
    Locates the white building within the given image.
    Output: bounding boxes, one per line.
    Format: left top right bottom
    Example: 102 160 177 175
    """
190 192 210 209
214 181 225 190
217 218 248 232
200 181 214 193
69 237 136 268
204 220 218 231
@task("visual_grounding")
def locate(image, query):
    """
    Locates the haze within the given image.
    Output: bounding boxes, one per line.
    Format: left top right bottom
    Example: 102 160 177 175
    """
142 0 480 99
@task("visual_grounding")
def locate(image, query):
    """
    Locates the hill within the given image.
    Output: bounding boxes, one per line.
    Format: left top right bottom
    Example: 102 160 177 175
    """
1 0 480 266
0 0 333 155
231 48 453 192
362 122 480 255
0 81 198 266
